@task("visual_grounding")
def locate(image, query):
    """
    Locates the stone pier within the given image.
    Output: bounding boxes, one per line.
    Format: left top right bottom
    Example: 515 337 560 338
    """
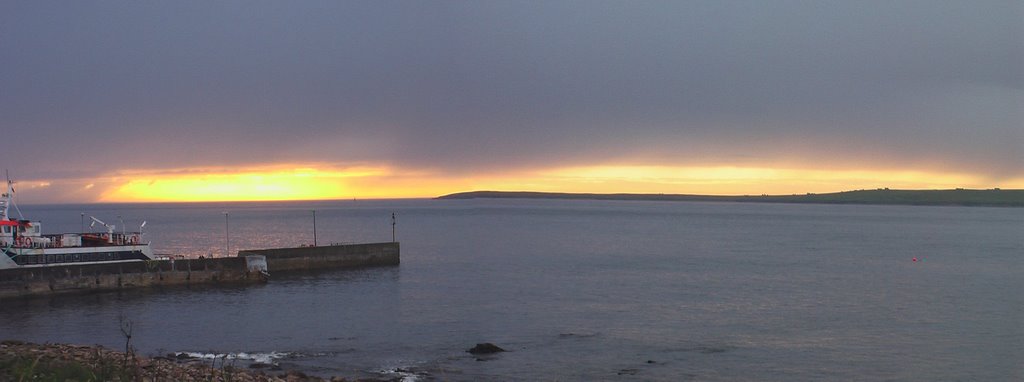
238 242 400 272
0 242 400 299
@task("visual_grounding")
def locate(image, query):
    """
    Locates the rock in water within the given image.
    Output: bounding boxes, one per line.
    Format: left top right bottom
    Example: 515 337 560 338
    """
467 343 505 354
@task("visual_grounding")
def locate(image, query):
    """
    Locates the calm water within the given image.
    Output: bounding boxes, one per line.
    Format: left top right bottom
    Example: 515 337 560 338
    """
1 199 1021 381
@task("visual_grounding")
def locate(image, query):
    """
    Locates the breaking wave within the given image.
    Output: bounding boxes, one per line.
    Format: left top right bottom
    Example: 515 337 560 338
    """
175 351 293 364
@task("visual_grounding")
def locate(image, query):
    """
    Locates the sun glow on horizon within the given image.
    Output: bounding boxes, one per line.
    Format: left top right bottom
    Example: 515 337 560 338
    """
527 165 1008 195
101 166 390 202
65 163 1024 203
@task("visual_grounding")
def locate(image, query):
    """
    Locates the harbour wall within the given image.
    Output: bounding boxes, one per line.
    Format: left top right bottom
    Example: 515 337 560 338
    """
238 242 400 272
0 242 400 299
0 257 267 300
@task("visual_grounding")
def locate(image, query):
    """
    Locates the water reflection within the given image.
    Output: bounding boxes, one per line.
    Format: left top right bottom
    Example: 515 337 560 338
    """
3 199 1021 381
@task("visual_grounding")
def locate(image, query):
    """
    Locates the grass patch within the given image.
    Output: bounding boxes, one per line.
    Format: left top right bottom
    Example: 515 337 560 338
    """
0 353 132 382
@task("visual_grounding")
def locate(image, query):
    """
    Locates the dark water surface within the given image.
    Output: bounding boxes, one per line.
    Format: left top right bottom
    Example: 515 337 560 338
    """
1 199 1021 381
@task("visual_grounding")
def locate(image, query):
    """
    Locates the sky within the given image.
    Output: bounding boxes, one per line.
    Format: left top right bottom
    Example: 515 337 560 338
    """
1 0 1021 203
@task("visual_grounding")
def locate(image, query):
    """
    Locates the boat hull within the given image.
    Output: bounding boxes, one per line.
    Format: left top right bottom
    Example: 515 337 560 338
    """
0 244 155 269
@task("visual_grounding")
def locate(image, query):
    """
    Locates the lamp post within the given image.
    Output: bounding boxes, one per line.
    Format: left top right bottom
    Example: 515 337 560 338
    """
80 213 84 233
391 212 396 242
224 212 230 257
312 210 317 247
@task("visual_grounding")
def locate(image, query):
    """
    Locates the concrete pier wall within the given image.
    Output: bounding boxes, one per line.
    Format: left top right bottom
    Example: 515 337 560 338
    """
0 257 267 300
238 242 400 272
0 242 398 299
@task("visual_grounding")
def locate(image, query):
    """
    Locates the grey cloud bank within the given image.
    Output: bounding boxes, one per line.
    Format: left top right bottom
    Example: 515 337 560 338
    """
1 0 1020 183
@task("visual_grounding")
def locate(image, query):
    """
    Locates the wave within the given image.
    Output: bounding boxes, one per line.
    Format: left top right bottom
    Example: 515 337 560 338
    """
377 365 422 382
175 351 293 364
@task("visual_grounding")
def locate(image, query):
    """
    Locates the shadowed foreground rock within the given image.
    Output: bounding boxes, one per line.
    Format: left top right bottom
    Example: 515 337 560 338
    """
0 340 398 382
467 343 505 355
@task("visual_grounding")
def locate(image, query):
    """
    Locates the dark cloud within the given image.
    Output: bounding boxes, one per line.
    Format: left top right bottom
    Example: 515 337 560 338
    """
1 0 1020 182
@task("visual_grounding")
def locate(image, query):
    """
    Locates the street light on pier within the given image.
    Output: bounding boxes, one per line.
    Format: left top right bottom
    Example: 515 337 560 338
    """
224 211 230 258
311 210 317 247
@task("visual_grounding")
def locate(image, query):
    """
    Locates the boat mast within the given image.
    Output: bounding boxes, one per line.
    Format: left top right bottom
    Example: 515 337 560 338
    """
0 171 11 221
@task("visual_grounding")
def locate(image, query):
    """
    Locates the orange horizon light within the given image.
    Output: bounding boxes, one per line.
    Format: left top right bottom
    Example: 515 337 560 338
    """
77 163 1024 203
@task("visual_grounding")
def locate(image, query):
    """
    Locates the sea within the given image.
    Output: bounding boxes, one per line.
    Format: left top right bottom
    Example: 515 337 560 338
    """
0 198 1021 381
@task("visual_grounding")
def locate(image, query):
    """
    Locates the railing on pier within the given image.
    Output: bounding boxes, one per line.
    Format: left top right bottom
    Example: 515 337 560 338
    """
10 232 146 249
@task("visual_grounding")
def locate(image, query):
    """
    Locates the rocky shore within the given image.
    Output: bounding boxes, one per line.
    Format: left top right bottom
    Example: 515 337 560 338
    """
0 340 393 382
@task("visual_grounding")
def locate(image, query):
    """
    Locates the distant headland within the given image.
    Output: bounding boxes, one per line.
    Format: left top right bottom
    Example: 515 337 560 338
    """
438 189 1023 207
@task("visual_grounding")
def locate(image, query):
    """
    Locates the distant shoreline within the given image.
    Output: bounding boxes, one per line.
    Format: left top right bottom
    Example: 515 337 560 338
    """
437 189 1024 207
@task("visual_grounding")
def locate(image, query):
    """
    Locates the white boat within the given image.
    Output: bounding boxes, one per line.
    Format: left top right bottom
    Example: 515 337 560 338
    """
0 175 155 269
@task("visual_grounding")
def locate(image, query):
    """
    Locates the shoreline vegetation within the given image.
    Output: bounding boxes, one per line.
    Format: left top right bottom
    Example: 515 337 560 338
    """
438 189 1024 207
0 340 392 382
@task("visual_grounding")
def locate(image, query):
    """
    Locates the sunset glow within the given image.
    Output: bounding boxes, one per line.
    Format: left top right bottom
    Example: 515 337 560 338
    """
38 163 1015 203
100 166 387 202
527 165 1011 195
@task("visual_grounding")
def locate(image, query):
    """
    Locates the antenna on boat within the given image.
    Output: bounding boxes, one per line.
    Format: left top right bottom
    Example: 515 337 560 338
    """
0 170 9 221
3 170 24 220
